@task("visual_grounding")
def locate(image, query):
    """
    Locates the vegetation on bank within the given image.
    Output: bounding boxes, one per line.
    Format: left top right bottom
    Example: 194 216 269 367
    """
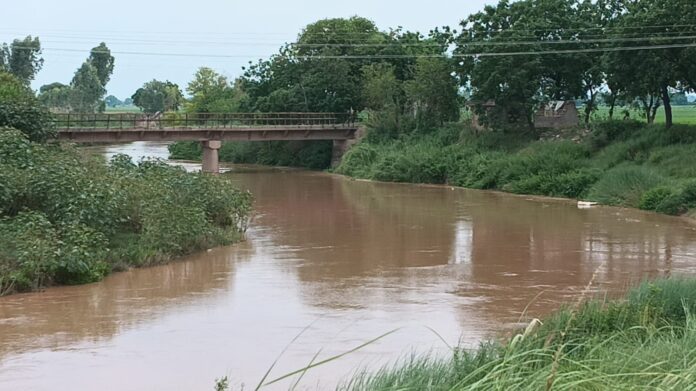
334 120 696 216
338 278 696 390
0 72 252 296
0 128 252 295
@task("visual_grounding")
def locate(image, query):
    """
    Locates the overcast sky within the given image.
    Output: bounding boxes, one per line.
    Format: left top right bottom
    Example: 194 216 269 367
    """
1 0 493 99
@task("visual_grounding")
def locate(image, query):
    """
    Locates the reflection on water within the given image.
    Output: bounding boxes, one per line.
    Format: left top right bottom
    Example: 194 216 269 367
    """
2 142 696 390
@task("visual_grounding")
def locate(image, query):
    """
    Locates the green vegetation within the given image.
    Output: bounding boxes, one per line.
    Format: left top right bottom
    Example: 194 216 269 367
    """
36 42 114 113
594 105 696 125
0 72 252 295
131 80 184 113
336 121 696 216
339 278 696 390
0 128 252 295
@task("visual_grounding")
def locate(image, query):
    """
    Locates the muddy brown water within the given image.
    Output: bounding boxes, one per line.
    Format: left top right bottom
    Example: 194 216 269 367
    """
2 142 696 390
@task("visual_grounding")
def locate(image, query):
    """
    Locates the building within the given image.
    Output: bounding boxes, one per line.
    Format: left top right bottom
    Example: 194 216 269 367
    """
534 100 579 129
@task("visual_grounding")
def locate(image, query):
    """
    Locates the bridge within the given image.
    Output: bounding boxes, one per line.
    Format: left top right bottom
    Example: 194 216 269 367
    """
54 112 360 173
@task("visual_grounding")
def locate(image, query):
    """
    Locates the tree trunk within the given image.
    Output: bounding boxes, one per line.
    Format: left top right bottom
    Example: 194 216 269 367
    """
640 97 651 124
608 92 617 120
661 84 673 128
584 90 596 127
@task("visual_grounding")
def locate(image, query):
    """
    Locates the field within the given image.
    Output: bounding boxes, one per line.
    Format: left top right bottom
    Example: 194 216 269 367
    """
104 105 142 113
592 105 696 125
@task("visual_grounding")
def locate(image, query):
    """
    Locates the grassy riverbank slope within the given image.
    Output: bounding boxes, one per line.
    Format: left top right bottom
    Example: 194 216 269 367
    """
336 121 696 216
0 128 252 295
340 278 696 390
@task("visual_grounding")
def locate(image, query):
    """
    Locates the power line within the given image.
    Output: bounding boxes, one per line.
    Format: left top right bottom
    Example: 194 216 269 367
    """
8 34 696 55
7 42 696 60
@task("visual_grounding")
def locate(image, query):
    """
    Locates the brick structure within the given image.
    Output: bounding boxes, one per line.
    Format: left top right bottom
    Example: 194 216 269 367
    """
534 101 579 129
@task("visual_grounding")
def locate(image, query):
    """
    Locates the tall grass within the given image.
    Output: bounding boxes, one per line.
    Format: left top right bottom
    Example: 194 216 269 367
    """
337 121 696 216
339 278 696 391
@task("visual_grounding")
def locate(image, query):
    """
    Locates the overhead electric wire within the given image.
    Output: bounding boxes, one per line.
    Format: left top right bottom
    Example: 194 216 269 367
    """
6 33 696 52
7 42 696 59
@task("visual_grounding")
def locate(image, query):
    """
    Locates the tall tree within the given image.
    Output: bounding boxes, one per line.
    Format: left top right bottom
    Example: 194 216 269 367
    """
88 43 115 87
70 62 106 112
455 0 590 129
241 17 445 114
404 57 460 128
0 36 44 84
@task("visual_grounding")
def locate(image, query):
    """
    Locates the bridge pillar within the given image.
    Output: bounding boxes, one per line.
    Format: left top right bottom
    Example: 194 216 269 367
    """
201 140 222 174
331 140 348 168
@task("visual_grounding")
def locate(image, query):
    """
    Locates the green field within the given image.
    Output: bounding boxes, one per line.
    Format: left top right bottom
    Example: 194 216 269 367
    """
592 105 696 125
104 105 142 113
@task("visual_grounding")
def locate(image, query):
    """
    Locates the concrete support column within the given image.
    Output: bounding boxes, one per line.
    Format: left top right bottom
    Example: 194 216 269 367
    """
331 140 348 169
201 140 222 174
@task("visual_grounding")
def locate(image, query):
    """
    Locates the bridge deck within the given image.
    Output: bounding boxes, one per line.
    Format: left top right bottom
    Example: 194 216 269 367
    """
53 112 359 143
57 125 359 142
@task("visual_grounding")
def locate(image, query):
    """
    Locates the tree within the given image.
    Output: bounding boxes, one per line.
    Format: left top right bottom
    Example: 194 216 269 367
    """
602 0 696 128
455 0 592 129
104 95 123 107
186 68 246 113
70 62 106 112
404 57 460 129
0 36 44 84
361 63 404 139
88 43 115 88
38 83 72 112
0 72 55 141
132 80 183 113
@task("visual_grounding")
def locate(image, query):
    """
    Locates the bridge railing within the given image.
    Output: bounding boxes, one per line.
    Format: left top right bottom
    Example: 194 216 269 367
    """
53 112 356 130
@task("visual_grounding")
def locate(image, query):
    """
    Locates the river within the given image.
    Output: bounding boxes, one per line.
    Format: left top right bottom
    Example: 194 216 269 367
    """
2 142 696 390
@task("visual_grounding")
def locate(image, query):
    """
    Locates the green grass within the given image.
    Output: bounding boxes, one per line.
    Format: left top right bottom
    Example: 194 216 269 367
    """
104 105 142 113
339 278 696 391
336 121 696 216
593 105 696 125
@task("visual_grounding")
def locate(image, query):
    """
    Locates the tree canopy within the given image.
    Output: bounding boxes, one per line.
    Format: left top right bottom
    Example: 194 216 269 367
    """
0 36 44 84
132 80 184 113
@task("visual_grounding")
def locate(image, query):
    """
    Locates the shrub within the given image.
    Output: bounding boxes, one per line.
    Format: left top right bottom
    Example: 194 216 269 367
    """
0 73 56 142
506 168 601 198
587 165 666 207
589 120 644 150
168 141 201 160
0 139 252 295
335 142 379 177
639 186 675 211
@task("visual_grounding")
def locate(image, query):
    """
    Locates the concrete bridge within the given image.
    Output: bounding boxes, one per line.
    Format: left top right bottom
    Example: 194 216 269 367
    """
54 112 360 173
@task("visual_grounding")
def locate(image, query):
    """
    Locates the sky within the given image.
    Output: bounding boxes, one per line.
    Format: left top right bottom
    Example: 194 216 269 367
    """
1 0 493 99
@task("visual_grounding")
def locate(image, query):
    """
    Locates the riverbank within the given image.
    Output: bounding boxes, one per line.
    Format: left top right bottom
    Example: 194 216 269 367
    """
0 128 252 296
335 121 696 217
170 121 696 218
339 277 696 390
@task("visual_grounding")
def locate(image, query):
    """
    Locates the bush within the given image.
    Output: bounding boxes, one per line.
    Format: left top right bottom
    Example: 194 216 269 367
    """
505 168 601 199
0 73 56 142
587 165 666 207
168 141 201 160
589 120 644 150
335 143 379 178
639 186 675 211
0 131 253 295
